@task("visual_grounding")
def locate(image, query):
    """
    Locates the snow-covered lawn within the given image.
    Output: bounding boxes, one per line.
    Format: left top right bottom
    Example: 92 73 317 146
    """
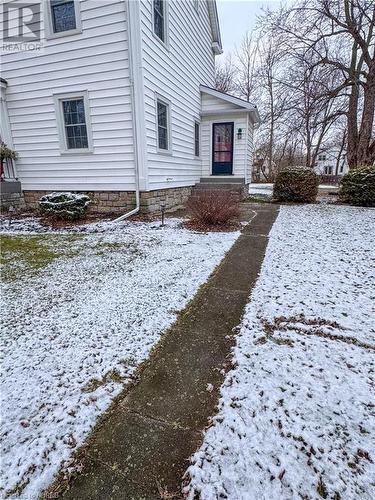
186 205 375 500
0 218 238 498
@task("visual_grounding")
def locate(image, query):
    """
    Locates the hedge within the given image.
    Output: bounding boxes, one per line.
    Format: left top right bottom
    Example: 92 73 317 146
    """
273 167 319 203
338 166 375 207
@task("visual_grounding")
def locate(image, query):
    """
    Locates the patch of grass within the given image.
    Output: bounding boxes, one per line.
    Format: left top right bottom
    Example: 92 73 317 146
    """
317 478 328 498
242 195 271 204
0 234 82 282
81 368 123 393
270 337 294 347
93 241 144 257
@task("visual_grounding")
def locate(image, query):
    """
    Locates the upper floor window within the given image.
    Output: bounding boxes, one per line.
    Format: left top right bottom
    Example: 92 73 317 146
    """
318 154 326 161
194 122 200 157
54 92 93 153
156 98 170 151
51 0 75 32
46 0 81 38
153 0 165 43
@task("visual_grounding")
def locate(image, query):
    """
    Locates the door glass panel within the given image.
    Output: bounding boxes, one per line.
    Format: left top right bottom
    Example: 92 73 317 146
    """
213 124 233 156
214 151 231 162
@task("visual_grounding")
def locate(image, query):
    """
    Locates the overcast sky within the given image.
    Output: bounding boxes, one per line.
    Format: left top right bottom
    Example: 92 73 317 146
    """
216 0 283 58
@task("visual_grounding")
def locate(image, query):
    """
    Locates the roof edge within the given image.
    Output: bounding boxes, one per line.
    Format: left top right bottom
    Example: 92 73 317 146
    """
200 85 261 124
206 1 223 55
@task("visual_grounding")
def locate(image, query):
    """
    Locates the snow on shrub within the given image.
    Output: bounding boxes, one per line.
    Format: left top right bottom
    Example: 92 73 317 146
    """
187 190 240 228
39 192 91 220
273 166 319 203
338 166 375 207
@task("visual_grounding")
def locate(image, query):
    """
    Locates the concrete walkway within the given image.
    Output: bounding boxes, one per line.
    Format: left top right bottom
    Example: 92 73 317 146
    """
58 204 279 500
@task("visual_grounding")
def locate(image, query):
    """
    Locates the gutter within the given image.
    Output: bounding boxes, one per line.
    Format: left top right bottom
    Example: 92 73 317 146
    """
207 1 223 54
113 0 143 222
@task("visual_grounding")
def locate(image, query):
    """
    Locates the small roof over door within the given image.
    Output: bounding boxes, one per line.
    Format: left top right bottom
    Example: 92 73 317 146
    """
200 85 260 126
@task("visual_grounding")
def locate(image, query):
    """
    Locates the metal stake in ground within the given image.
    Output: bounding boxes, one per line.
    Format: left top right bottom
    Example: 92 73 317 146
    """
160 200 166 227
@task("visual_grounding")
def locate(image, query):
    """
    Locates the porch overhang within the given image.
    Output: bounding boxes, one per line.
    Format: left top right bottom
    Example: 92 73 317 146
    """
200 85 261 127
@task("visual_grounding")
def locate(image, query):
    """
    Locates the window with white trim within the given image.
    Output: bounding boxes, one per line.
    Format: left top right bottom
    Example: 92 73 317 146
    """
153 0 165 42
324 165 333 175
194 122 200 157
54 93 92 153
157 99 170 151
46 0 81 38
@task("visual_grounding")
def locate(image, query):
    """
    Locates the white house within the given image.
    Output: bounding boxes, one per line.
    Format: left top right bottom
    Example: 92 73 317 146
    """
0 0 259 213
314 148 349 178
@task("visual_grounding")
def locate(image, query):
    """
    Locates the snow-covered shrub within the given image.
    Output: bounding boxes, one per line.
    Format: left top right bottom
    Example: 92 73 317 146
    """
187 190 240 228
273 166 319 203
338 166 375 207
39 192 91 220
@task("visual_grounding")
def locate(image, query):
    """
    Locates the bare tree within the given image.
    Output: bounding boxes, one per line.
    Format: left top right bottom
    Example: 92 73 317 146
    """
215 55 236 93
235 32 258 102
255 32 293 174
282 58 345 168
268 0 375 168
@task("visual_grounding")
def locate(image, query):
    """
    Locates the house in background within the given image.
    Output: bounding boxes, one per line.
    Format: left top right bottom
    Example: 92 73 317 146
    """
314 148 349 179
1 0 259 213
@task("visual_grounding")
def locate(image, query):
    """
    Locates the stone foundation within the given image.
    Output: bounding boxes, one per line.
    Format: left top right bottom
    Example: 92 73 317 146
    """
140 186 192 212
1 181 25 213
23 186 193 214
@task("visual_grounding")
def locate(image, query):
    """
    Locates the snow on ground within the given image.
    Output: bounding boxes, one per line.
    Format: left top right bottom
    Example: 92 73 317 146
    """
0 219 239 498
186 205 375 500
248 183 273 196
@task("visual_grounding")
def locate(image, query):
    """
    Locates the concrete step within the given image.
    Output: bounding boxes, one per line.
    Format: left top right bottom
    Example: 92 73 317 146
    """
200 177 245 184
193 184 244 191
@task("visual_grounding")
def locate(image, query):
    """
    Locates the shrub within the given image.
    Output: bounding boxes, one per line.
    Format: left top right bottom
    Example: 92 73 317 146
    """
39 192 91 220
338 166 375 207
273 166 319 203
187 190 240 228
0 141 18 181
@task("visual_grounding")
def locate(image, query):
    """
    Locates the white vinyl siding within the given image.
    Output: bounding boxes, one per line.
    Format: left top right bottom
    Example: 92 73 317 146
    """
201 93 244 114
2 0 135 191
140 0 215 190
246 115 254 183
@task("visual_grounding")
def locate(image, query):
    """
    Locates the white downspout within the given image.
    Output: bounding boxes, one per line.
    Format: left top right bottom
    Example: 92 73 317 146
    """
113 0 143 222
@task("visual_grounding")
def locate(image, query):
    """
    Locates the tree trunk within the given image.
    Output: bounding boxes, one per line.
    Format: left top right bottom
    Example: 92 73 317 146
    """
346 82 360 168
357 61 375 166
